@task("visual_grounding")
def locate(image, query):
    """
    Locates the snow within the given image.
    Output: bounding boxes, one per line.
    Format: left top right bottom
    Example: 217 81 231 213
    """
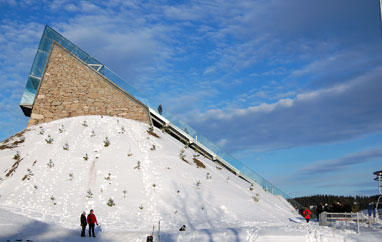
0 115 381 241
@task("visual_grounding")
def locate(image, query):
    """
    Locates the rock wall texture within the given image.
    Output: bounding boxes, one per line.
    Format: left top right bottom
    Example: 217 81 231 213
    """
28 42 151 127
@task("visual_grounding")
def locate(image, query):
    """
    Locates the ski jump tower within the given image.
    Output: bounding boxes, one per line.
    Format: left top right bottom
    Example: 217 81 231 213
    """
20 25 301 208
374 170 382 218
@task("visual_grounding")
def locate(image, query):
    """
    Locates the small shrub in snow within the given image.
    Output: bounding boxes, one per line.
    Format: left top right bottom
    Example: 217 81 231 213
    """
39 126 45 135
180 149 190 164
34 185 38 191
139 204 144 210
196 180 201 188
47 159 54 168
193 153 200 158
50 195 57 205
63 142 69 151
83 153 89 160
58 124 65 133
45 135 54 144
150 144 156 151
6 154 23 177
32 160 37 166
147 126 160 138
13 151 20 161
82 121 88 127
107 198 115 207
152 184 156 188
179 149 185 160
252 195 260 203
90 130 96 137
22 168 33 181
68 173 74 181
134 161 141 169
119 126 125 134
104 173 111 181
206 172 212 180
127 150 133 157
216 166 222 170
249 185 254 191
123 190 127 198
86 189 93 199
104 136 110 147
226 177 230 183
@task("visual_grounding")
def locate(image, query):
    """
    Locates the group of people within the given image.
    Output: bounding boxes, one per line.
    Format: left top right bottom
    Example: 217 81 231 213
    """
80 209 99 237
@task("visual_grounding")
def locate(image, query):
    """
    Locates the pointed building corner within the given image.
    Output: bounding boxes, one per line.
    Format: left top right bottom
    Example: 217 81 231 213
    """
21 26 152 127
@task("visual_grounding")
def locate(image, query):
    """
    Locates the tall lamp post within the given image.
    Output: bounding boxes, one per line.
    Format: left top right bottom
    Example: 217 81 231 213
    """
373 170 382 219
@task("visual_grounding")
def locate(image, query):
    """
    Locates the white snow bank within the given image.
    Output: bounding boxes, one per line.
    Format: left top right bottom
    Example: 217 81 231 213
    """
0 116 380 241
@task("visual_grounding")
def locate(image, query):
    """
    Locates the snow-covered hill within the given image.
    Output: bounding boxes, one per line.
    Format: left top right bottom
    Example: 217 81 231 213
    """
1 116 377 241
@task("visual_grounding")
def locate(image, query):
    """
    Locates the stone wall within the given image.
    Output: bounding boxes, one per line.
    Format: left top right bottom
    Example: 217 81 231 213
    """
27 42 151 127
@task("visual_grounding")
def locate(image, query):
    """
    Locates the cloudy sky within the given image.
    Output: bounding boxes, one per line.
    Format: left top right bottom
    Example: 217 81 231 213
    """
1 0 381 197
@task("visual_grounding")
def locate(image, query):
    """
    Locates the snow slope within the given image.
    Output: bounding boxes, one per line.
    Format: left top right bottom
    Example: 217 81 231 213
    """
0 116 380 241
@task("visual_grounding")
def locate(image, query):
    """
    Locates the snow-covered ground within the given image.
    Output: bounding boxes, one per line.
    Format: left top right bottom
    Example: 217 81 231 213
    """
0 115 381 241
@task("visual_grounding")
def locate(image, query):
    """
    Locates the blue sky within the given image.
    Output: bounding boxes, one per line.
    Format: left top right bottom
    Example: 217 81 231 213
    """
0 0 381 197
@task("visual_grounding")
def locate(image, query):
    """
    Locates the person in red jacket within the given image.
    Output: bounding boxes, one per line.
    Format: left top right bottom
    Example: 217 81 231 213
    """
303 208 311 223
87 209 99 237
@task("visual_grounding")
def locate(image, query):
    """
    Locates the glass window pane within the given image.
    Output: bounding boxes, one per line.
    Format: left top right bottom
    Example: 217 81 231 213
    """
30 51 48 77
38 36 52 52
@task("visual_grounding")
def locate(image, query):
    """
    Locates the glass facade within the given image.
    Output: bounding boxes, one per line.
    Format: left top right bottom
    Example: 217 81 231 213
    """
20 25 300 206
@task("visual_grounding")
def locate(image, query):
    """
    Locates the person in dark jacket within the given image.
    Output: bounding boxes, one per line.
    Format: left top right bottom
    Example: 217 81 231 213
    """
87 209 98 237
158 104 163 115
80 211 87 237
303 208 311 223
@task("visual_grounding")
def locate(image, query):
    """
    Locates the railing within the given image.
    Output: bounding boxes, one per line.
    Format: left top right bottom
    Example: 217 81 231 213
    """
20 25 302 207
318 212 381 234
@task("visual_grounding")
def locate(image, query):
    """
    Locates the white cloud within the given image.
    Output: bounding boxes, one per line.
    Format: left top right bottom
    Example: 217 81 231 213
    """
64 3 77 12
298 147 382 177
190 67 382 152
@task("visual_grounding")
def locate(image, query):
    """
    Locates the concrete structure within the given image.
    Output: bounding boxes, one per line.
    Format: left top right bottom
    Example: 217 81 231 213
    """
27 42 151 127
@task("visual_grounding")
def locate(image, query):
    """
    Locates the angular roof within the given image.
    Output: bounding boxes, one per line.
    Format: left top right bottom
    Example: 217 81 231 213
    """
20 25 151 116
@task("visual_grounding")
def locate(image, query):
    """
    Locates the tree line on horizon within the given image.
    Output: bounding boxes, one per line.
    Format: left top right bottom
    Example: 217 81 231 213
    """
292 194 381 213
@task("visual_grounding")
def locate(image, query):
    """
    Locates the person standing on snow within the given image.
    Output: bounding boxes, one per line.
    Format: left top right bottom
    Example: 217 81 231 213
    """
303 208 311 223
80 211 87 237
87 209 99 237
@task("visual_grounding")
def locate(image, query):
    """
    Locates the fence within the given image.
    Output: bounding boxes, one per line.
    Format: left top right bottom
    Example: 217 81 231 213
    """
319 212 379 234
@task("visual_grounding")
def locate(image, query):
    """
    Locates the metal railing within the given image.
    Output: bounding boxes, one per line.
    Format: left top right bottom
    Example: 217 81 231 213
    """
319 212 381 234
